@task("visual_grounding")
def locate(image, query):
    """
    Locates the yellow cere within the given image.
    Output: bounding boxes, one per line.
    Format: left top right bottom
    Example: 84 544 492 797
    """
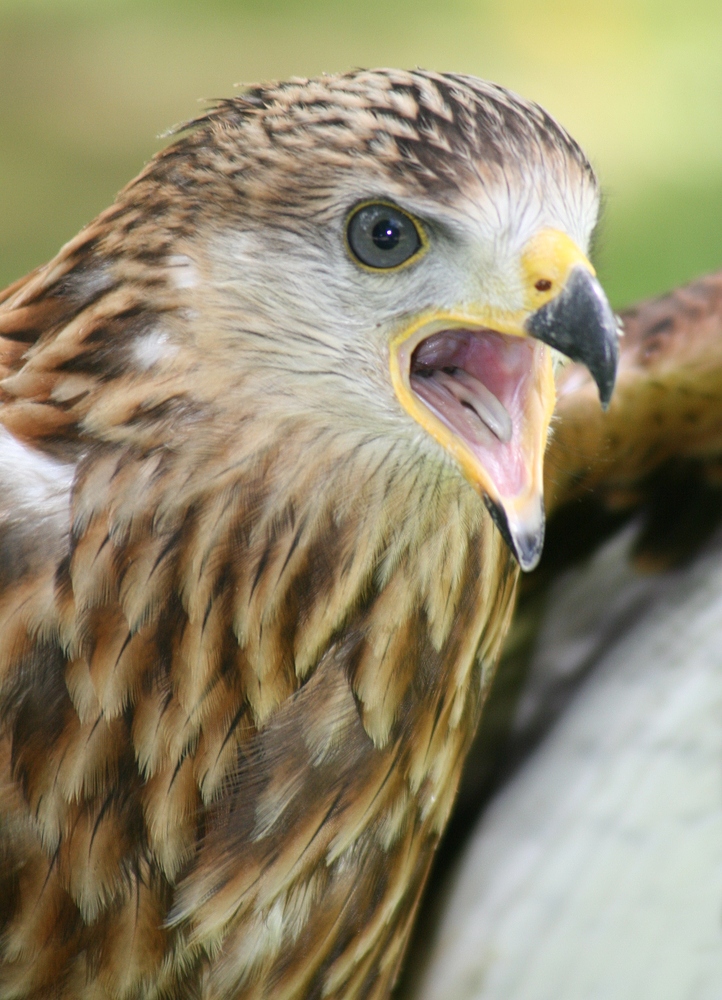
521 228 595 311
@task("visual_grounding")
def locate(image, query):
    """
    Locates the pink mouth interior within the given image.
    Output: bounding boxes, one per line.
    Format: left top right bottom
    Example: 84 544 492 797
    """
410 328 539 498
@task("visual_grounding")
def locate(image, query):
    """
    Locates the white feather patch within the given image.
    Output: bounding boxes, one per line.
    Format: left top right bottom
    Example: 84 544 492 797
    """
0 426 74 529
131 329 179 370
167 254 198 290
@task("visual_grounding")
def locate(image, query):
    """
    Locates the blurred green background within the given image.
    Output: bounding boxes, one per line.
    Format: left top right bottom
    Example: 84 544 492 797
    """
2 0 722 308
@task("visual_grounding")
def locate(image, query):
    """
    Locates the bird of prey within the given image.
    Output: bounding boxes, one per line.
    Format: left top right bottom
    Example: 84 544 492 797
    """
0 70 618 999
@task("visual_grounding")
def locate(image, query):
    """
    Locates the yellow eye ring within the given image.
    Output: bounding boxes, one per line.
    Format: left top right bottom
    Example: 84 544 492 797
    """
345 200 429 272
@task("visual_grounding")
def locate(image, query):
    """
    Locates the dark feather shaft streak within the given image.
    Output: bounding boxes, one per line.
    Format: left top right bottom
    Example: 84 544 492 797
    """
1 67 719 1000
0 72 520 999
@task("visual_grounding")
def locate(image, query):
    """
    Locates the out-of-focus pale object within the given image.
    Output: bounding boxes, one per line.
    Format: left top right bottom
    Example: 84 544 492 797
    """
412 526 722 1000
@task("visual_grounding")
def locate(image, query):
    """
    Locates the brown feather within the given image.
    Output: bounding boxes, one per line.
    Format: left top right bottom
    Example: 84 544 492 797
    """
0 68 620 999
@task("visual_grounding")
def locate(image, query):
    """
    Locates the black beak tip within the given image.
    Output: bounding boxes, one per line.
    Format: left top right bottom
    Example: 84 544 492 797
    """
595 340 619 410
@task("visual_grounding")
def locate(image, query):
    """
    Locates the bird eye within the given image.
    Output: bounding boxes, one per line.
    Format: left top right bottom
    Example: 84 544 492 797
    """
347 203 423 269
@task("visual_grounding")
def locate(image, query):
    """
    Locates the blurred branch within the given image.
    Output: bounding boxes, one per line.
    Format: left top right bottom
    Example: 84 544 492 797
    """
547 270 722 515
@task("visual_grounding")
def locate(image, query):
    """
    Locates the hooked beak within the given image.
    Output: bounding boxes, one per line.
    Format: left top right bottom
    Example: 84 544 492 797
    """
389 229 619 571
525 265 619 408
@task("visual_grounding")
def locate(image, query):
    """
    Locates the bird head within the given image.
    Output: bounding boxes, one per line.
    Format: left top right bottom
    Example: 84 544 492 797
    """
11 70 616 576
146 71 615 573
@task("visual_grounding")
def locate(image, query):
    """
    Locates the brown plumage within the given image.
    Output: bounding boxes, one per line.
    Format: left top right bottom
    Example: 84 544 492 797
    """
0 69 624 999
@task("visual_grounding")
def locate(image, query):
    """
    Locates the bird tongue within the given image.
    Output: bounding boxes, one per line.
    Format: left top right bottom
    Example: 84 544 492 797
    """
410 328 540 499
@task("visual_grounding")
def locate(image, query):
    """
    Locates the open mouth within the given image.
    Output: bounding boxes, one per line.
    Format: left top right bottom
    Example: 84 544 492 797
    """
409 327 546 501
389 313 557 571
387 243 619 572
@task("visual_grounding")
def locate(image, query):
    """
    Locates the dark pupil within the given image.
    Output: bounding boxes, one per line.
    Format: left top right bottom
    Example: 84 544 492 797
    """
372 218 401 250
